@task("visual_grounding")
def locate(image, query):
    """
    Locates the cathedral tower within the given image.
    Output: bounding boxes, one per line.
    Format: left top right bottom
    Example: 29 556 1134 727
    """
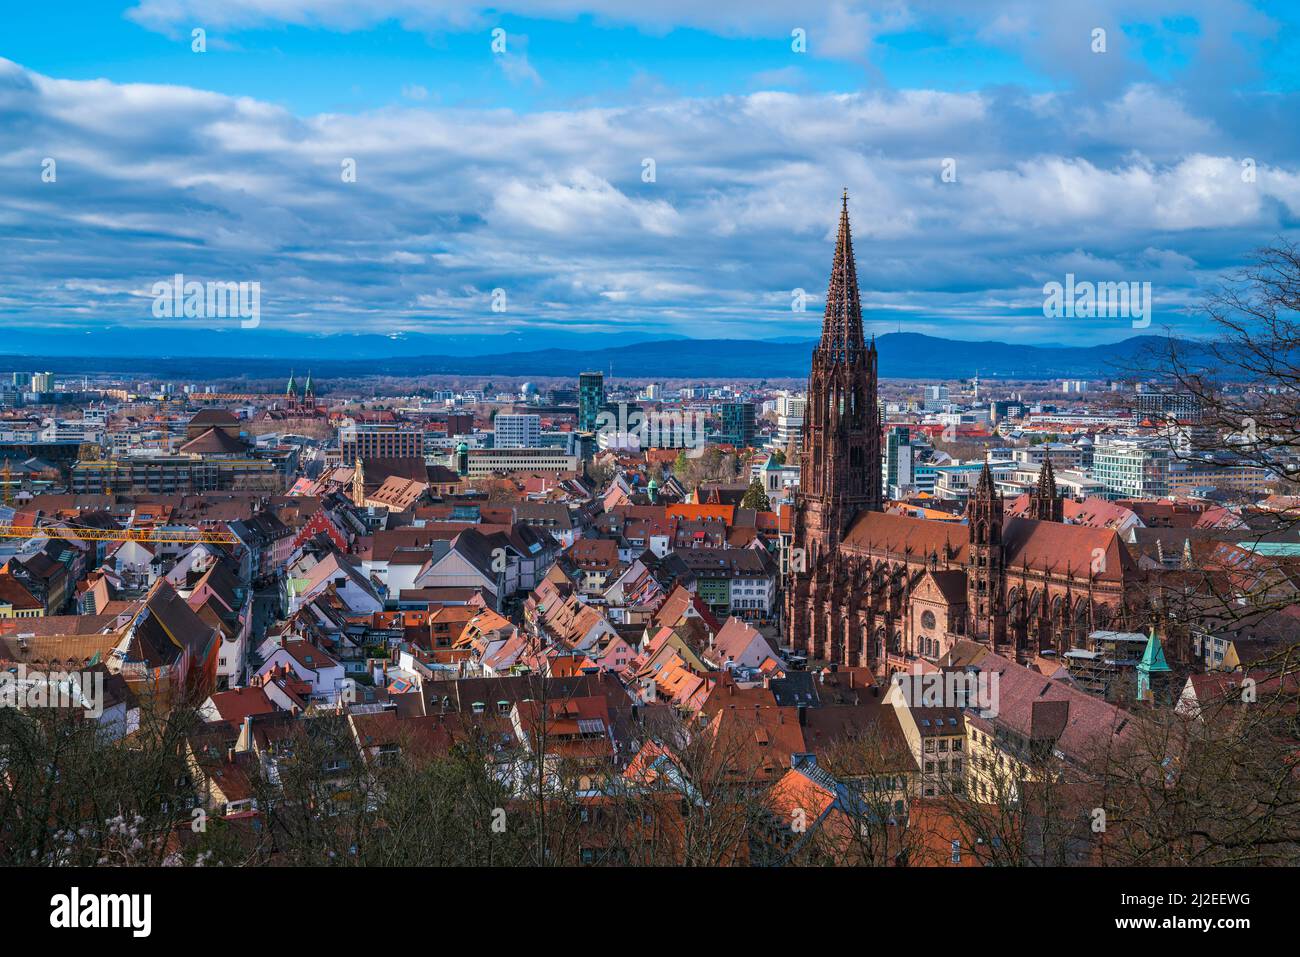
786 193 883 660
793 191 882 566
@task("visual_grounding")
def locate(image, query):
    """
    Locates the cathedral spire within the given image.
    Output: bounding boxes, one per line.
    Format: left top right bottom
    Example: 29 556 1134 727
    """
820 190 867 363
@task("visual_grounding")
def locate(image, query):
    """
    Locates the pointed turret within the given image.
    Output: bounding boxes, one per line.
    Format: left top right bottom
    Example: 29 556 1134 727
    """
1137 626 1173 703
1029 456 1064 522
1037 456 1057 498
286 370 296 397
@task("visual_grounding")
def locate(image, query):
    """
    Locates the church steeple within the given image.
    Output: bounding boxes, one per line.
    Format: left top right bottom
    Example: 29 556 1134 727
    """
820 189 868 364
786 194 884 666
798 192 883 552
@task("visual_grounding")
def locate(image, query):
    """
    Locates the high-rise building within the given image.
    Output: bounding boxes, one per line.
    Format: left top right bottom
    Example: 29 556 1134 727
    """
991 399 1024 424
30 372 53 393
579 372 605 433
922 384 949 410
718 401 756 448
776 393 806 453
884 425 913 492
494 413 541 449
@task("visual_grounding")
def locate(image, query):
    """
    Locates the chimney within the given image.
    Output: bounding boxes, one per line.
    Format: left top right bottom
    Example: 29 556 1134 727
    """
797 704 807 726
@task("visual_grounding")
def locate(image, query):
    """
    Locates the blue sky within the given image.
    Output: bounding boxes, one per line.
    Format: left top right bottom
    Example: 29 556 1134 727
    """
1 1 1299 356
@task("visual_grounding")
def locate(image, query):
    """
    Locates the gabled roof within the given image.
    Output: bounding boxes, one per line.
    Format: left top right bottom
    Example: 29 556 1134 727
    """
951 641 1135 761
188 409 240 427
0 571 42 610
122 579 219 669
206 686 277 724
179 427 249 455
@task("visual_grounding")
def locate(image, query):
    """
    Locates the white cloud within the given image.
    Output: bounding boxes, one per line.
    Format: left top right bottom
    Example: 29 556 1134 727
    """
0 55 1296 343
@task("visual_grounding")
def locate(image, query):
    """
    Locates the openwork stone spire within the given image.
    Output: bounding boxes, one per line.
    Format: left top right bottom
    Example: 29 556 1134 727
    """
819 189 868 364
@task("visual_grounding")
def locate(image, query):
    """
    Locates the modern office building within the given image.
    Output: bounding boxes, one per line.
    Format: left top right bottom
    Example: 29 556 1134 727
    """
1091 439 1170 499
461 448 579 476
71 454 280 494
884 425 913 493
922 384 950 411
718 401 756 448
775 393 806 452
1134 392 1203 423
339 422 424 461
578 371 605 433
494 413 541 449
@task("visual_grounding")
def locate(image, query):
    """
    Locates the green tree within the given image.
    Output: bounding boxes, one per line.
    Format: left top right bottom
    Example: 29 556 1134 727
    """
740 478 770 510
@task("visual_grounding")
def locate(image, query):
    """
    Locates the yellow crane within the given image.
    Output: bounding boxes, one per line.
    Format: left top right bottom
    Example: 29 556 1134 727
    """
0 524 239 545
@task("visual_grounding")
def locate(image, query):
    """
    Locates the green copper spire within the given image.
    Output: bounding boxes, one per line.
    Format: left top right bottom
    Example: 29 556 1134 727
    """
1137 626 1171 702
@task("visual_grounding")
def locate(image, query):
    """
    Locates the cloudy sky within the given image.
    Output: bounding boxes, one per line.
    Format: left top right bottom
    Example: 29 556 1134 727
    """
1 1 1298 356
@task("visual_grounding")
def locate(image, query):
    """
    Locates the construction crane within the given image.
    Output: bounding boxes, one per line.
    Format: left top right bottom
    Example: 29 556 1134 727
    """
0 524 239 545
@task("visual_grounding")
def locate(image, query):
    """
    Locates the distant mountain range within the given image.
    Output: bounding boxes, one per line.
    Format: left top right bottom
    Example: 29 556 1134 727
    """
2 332 1189 381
